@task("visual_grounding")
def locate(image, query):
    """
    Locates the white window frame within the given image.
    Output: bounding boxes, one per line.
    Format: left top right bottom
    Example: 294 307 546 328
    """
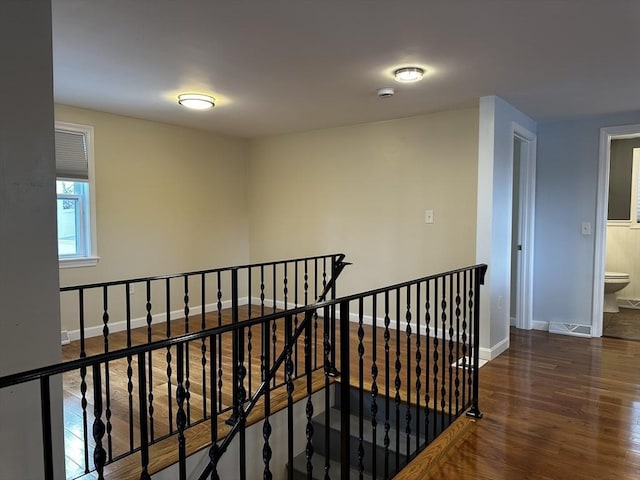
56 121 99 268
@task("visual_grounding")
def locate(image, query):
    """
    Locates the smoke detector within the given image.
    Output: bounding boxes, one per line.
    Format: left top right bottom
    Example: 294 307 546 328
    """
377 87 395 98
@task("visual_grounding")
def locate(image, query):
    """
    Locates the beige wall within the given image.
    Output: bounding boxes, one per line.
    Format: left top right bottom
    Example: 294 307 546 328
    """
606 224 639 302
248 107 479 295
56 105 250 330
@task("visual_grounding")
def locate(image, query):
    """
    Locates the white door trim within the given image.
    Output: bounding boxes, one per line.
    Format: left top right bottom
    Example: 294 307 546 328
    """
511 122 536 330
593 124 640 337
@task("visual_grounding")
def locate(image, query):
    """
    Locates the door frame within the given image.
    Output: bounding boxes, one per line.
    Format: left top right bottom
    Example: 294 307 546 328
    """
593 124 640 337
511 122 537 330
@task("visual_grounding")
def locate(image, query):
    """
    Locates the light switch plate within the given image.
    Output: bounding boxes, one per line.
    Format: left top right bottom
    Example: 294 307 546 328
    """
425 209 434 224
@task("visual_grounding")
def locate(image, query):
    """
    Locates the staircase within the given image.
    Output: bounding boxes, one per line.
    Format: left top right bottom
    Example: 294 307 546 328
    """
289 386 452 479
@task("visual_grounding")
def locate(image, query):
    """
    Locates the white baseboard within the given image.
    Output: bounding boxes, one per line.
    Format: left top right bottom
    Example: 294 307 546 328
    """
64 297 249 343
532 320 549 331
479 336 509 361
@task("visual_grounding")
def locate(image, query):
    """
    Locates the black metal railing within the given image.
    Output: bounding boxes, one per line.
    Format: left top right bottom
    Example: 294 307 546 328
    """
57 254 347 477
1 262 486 480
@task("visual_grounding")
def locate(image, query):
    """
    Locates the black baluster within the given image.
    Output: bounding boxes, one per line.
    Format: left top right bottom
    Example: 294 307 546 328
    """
283 262 288 309
371 295 378 480
466 271 473 413
102 286 113 460
323 305 331 480
358 298 366 477
78 289 90 473
238 326 247 480
424 280 431 444
228 269 242 428
272 266 277 314
201 273 207 420
184 276 191 425
305 309 314 478
329 259 337 374
415 282 422 449
263 318 273 480
217 272 223 413
40 377 54 480
383 292 391 477
209 334 220 480
176 343 187 480
294 262 299 377
440 277 447 430
260 266 265 383
313 258 319 370
146 280 155 441
339 301 351 480
247 268 253 395
405 287 412 459
461 271 469 409
138 353 151 480
448 275 455 424
166 279 174 434
466 266 486 419
92 364 107 480
285 314 294 480
304 260 309 308
454 273 462 416
272 267 278 388
126 283 134 452
395 288 402 470
433 280 439 441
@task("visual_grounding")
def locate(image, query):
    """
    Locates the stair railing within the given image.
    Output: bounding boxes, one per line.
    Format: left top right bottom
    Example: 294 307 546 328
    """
0 262 486 480
199 255 349 479
57 253 347 476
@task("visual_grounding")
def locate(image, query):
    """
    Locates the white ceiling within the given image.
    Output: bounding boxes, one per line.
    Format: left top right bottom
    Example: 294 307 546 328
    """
52 0 640 138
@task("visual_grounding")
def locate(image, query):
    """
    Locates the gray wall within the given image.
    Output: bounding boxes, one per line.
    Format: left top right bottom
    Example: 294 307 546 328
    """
534 111 640 329
608 138 640 220
477 96 536 357
0 0 65 478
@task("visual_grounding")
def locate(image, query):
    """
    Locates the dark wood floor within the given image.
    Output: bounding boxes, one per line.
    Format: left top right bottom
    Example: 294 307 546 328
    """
397 328 640 480
62 316 640 480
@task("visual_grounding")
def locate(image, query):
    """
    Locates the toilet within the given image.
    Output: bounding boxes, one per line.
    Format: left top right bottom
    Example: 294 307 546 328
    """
604 272 630 313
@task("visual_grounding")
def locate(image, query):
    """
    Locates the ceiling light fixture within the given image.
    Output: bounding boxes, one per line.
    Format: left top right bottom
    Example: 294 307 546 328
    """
393 67 425 83
178 93 215 110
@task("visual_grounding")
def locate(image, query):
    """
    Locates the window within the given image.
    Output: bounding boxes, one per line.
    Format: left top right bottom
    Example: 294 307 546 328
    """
55 122 98 267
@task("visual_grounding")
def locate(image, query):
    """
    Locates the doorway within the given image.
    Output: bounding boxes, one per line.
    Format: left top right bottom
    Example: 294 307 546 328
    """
593 124 640 337
510 125 536 330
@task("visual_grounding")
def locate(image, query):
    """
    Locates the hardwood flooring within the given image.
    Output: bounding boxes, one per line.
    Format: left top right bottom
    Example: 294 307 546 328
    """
397 328 640 480
62 314 640 480
62 305 328 479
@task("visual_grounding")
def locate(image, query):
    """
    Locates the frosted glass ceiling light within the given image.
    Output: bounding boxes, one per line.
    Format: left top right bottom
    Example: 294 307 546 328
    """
393 67 425 83
178 93 215 110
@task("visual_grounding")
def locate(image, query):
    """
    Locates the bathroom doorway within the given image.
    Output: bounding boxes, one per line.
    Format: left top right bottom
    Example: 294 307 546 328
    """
510 127 536 330
594 125 640 338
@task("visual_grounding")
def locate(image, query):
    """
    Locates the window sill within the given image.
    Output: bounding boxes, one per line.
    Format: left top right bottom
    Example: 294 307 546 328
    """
59 256 100 269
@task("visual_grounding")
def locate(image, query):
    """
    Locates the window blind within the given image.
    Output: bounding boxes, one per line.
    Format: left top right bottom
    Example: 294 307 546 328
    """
55 129 88 180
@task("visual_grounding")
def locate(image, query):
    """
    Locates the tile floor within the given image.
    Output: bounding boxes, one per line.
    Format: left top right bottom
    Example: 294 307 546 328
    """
603 307 640 340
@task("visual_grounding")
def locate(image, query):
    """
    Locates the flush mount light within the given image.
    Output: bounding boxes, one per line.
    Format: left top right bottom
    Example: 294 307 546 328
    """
393 67 425 83
177 93 215 110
